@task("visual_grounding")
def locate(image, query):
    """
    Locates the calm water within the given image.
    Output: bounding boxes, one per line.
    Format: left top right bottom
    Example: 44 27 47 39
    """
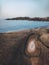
0 19 49 33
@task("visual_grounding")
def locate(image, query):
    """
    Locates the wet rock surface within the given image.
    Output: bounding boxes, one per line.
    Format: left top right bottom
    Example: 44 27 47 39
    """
0 28 49 65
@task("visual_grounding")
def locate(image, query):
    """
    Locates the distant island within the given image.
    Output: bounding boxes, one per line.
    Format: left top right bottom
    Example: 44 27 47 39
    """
6 17 49 21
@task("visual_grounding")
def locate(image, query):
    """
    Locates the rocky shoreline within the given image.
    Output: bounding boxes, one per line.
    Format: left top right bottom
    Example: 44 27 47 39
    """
0 27 49 65
6 17 49 21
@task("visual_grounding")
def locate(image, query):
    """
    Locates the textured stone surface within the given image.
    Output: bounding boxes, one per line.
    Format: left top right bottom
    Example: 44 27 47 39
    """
0 28 49 65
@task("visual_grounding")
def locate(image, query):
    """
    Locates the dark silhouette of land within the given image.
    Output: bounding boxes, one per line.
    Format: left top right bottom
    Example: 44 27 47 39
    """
0 27 49 65
6 17 49 21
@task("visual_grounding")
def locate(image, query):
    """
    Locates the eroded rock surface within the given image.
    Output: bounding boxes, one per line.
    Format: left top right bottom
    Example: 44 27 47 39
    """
0 28 49 65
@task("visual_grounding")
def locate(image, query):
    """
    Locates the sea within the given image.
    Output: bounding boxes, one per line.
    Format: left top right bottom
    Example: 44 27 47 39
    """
0 19 49 33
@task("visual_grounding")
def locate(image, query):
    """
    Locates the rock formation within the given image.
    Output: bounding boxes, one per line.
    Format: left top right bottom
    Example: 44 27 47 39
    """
6 17 49 21
0 28 49 65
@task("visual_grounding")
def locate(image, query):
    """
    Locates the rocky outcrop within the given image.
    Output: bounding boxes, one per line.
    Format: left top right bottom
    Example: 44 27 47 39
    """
0 28 49 65
6 17 49 21
40 33 49 47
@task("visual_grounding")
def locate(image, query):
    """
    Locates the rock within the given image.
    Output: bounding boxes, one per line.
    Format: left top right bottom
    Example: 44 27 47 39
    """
0 28 49 65
6 17 49 21
40 33 49 47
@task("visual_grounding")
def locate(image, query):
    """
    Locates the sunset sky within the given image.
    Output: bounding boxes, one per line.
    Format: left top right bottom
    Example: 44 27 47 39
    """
0 0 49 18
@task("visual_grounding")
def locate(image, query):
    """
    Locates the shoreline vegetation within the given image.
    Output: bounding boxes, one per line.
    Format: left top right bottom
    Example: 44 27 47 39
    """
6 17 49 21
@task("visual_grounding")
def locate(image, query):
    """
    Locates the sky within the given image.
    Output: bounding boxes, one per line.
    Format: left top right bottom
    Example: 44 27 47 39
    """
0 0 49 18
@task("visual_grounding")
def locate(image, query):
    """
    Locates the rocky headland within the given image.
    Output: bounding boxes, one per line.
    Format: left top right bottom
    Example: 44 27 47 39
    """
6 17 49 21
